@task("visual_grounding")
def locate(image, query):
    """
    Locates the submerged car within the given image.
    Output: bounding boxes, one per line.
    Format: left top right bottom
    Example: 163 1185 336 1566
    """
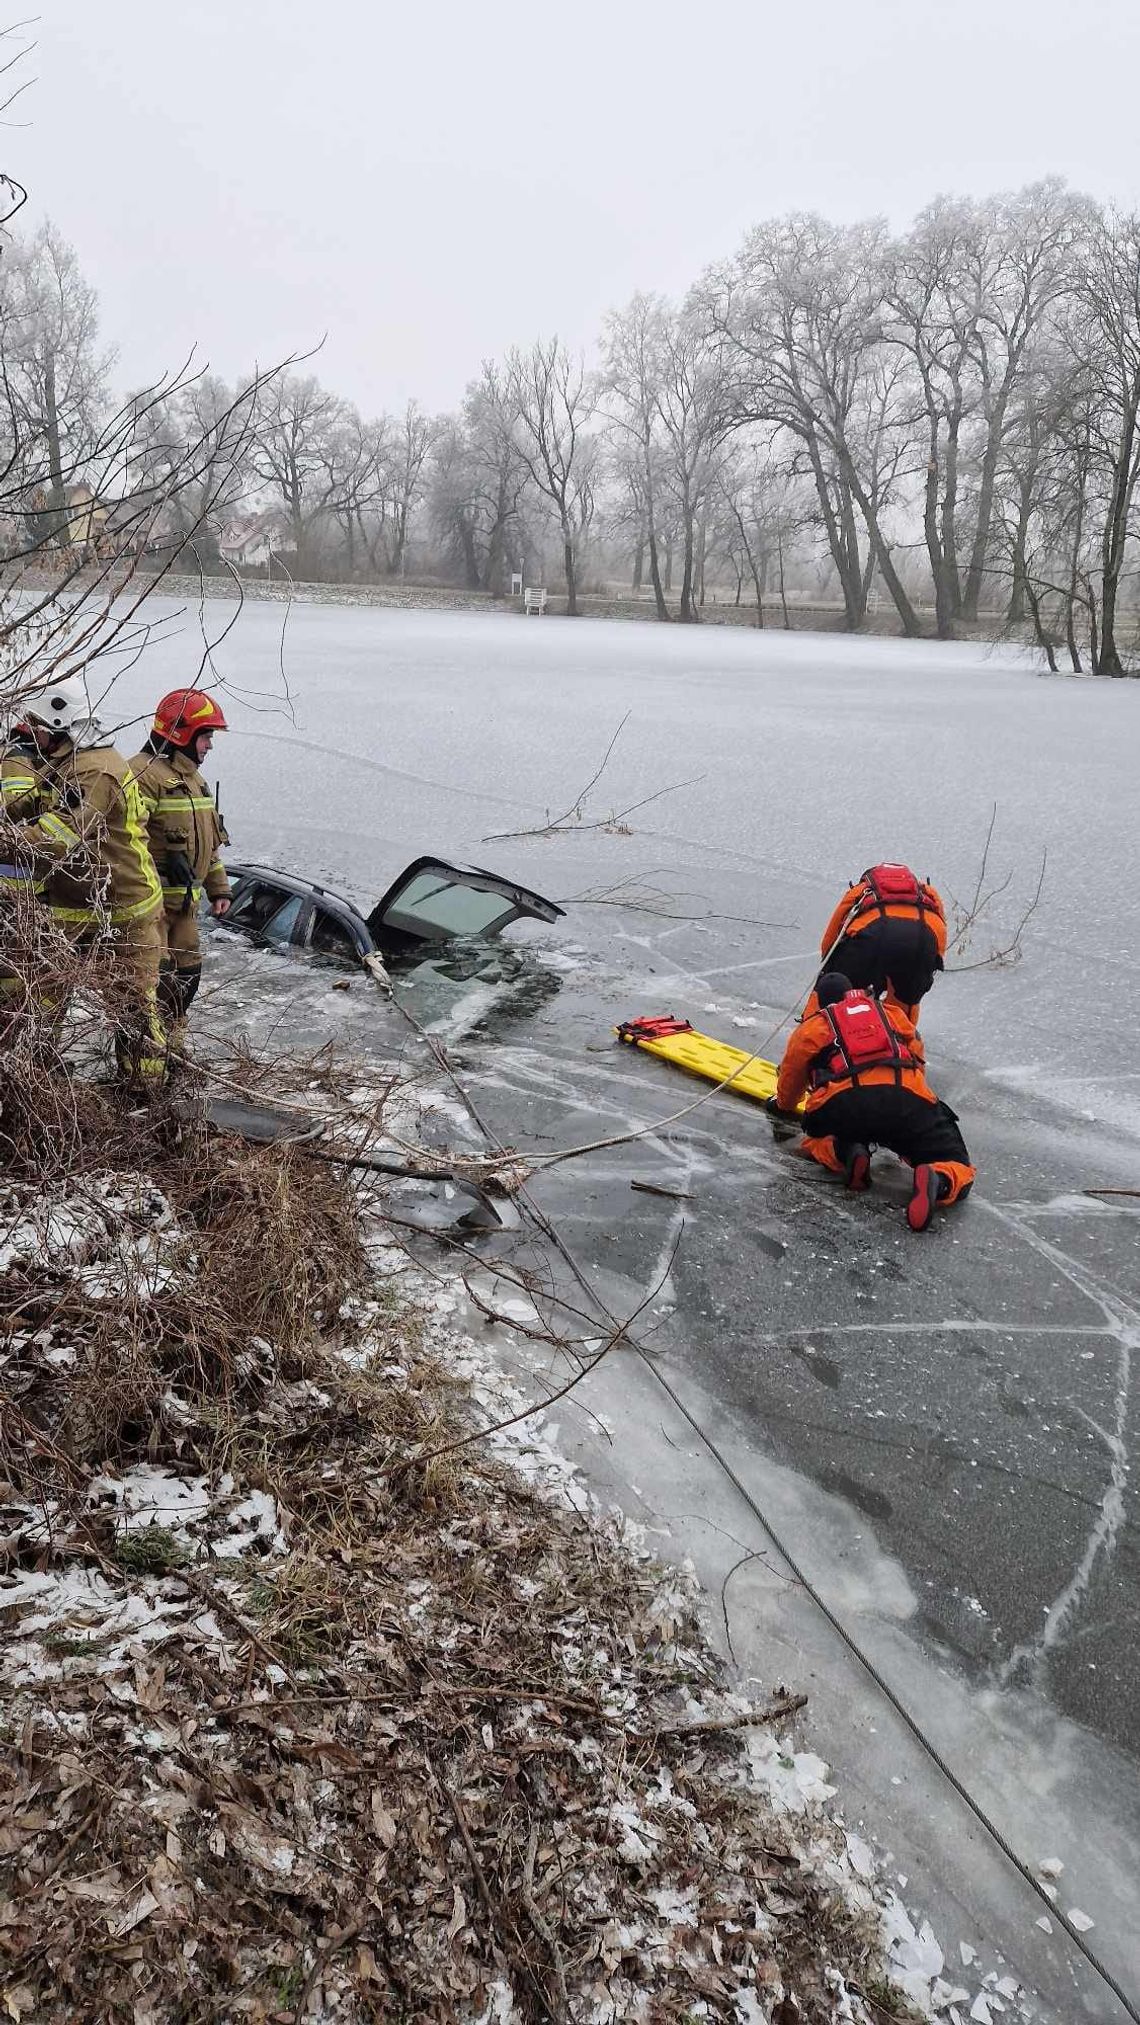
220 856 565 967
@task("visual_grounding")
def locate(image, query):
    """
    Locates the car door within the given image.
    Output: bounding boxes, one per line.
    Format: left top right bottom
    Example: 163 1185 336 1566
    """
364 858 564 955
303 901 367 966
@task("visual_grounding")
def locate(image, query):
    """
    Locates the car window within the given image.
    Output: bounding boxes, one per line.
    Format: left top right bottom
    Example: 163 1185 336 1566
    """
226 880 293 934
259 894 305 944
309 907 359 961
379 871 516 941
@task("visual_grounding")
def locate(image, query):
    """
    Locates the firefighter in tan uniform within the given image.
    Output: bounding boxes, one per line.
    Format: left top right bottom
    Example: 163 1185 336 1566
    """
1 724 45 821
130 688 230 1052
7 674 166 1086
0 722 48 1018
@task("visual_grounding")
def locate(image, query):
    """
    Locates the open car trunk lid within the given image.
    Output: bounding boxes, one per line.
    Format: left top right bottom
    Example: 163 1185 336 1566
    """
365 857 564 955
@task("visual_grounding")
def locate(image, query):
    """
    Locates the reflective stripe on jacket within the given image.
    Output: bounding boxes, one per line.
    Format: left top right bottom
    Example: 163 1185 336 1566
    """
0 745 46 892
13 743 163 931
776 999 937 1116
128 747 230 909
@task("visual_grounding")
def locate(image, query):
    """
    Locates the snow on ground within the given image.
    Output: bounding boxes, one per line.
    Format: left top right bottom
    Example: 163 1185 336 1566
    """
70 601 1140 2017
3 1165 1023 2021
366 1226 1038 2025
0 1174 183 1297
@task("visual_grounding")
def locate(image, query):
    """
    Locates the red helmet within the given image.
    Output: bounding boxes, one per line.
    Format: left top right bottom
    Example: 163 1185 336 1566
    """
152 688 229 748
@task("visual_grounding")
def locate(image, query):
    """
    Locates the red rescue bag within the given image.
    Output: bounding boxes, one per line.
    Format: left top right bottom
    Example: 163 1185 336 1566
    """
815 990 915 1088
848 863 944 926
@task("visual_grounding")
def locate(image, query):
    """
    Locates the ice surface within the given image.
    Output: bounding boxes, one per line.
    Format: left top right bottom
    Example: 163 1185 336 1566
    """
94 601 1140 2021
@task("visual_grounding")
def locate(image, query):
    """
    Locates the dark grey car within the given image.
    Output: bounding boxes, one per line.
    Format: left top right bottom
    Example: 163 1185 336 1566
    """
220 856 565 967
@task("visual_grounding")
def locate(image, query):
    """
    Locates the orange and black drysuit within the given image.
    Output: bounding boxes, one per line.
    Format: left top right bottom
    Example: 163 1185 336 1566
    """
775 990 974 1207
812 865 947 1022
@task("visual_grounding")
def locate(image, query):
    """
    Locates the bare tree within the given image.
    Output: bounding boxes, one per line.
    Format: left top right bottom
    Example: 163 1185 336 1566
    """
711 442 807 626
428 416 482 589
1067 207 1140 674
0 222 113 547
373 400 438 578
125 373 257 561
882 197 986 637
429 367 528 595
466 366 529 597
507 339 595 615
651 307 734 621
601 295 672 619
0 355 289 711
248 372 344 576
957 181 1089 621
699 216 922 635
317 405 391 581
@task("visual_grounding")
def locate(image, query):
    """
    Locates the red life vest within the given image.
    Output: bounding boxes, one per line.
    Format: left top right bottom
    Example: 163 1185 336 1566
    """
847 862 944 929
813 990 916 1089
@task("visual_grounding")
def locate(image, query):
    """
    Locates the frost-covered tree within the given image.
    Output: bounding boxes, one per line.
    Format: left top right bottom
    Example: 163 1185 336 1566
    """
429 366 529 595
697 217 921 635
507 339 595 615
0 221 113 544
248 372 345 575
601 295 673 619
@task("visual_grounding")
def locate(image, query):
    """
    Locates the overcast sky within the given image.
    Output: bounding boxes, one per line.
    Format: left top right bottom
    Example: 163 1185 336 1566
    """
14 0 1140 416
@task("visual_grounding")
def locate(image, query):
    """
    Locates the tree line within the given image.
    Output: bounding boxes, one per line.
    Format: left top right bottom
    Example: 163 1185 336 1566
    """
5 181 1140 668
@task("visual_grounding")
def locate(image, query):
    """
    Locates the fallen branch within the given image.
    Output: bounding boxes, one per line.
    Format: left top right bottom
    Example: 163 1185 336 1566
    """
387 1228 684 1475
944 805 1047 972
651 1692 808 1740
480 711 703 841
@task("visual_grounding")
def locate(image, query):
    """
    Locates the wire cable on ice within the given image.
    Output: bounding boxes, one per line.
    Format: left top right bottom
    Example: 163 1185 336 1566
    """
388 988 1140 2025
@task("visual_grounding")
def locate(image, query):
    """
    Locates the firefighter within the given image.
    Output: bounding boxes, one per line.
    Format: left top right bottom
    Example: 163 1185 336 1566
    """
7 673 166 1087
811 863 948 1023
768 972 975 1232
1 718 45 820
0 718 48 1017
129 688 230 1054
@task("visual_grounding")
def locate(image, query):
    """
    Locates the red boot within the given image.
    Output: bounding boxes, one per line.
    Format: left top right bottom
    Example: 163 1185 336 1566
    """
907 1164 946 1232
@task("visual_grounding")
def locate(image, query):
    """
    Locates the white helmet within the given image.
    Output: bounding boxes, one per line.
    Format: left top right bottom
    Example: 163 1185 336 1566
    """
21 674 102 746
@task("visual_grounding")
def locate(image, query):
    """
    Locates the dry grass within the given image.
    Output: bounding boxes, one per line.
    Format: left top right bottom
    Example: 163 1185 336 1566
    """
0 988 915 2024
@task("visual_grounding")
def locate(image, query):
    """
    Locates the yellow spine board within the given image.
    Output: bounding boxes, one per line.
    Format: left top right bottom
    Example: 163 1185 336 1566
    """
617 1024 803 1111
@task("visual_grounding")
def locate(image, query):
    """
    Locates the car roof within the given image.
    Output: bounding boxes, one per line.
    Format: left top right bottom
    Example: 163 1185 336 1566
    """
227 863 372 936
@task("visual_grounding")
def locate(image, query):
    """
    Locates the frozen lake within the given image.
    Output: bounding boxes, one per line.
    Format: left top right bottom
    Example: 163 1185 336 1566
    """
102 600 1140 2013
102 598 1140 1131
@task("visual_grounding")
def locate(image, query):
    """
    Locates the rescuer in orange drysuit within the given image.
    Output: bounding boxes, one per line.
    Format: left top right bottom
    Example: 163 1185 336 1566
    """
808 862 948 1023
769 972 975 1231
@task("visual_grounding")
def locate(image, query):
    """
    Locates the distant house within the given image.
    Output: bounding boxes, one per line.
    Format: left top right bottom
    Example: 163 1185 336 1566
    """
23 482 109 554
220 512 283 571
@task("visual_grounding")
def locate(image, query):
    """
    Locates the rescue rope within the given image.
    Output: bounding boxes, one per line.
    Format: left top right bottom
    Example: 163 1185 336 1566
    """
387 988 1140 2025
496 912 870 1177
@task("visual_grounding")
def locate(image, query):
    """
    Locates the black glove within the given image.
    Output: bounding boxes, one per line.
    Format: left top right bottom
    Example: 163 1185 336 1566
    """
164 851 197 913
58 781 84 813
764 1095 801 1142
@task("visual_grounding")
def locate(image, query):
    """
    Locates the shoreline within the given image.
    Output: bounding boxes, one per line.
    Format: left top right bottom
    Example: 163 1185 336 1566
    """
3 562 1034 644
